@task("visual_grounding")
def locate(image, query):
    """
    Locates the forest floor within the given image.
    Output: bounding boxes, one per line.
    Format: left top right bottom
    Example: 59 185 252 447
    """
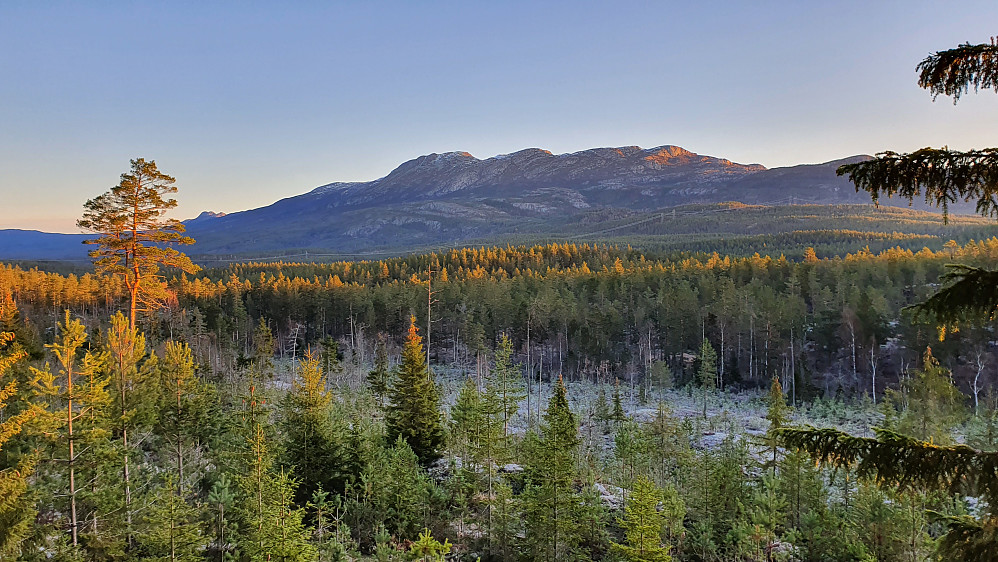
271 356 886 454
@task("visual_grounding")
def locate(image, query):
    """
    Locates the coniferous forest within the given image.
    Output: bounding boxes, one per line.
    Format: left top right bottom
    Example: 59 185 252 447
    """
6 30 998 562
3 234 998 561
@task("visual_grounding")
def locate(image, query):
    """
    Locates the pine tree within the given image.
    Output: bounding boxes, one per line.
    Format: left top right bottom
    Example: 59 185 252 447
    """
104 311 157 544
648 359 673 392
77 157 200 329
319 336 342 387
614 420 651 493
521 376 581 561
0 323 37 557
764 376 790 475
72 343 118 558
894 347 965 444
242 469 317 562
281 349 344 506
308 488 353 562
408 528 451 562
489 480 518 562
488 333 524 437
697 338 717 419
645 402 694 491
449 375 483 464
777 448 824 537
237 368 284 559
157 340 216 489
743 472 788 558
29 311 110 547
252 317 276 374
138 475 205 562
611 475 673 562
475 361 507 557
577 479 610 560
385 316 444 466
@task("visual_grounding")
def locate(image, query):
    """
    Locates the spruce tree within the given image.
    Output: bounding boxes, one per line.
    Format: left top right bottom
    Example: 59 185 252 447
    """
521 376 581 561
835 39 998 323
366 336 391 408
386 316 444 466
594 385 611 423
610 378 626 422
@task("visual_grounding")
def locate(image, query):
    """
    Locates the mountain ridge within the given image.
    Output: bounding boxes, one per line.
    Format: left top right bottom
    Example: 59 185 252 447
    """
2 144 982 260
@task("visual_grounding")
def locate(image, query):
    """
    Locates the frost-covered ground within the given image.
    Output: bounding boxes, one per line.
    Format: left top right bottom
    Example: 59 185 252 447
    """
271 356 885 449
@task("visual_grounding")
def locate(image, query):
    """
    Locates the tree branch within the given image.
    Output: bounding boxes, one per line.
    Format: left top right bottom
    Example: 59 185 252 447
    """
917 41 998 102
836 148 998 220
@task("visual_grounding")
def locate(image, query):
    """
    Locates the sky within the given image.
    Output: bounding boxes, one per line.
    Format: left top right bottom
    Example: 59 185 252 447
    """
2 1 997 233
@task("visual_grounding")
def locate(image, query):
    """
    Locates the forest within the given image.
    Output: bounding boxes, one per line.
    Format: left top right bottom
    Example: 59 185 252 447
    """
3 235 998 561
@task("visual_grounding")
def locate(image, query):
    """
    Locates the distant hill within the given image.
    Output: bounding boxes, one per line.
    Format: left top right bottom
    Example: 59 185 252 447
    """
0 230 89 260
1 144 988 261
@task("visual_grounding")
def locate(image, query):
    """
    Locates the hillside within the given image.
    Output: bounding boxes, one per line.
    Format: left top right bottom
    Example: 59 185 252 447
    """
183 146 879 255
3 144 989 261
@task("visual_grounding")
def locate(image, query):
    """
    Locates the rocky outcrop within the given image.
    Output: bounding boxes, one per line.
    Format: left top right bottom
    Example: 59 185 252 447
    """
307 144 767 207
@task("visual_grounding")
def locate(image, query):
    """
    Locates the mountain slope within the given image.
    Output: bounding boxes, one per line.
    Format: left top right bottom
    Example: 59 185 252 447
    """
0 230 89 260
183 145 883 254
3 144 984 260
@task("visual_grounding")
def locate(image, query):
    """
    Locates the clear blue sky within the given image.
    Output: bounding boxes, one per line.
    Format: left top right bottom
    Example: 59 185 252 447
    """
2 1 997 232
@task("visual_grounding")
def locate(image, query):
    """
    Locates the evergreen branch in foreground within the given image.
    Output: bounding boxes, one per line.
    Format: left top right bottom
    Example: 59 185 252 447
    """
907 265 998 323
779 426 998 504
836 148 998 219
917 41 998 102
927 511 998 561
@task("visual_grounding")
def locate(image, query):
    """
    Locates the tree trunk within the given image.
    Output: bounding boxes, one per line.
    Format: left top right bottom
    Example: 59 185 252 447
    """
68 368 78 546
